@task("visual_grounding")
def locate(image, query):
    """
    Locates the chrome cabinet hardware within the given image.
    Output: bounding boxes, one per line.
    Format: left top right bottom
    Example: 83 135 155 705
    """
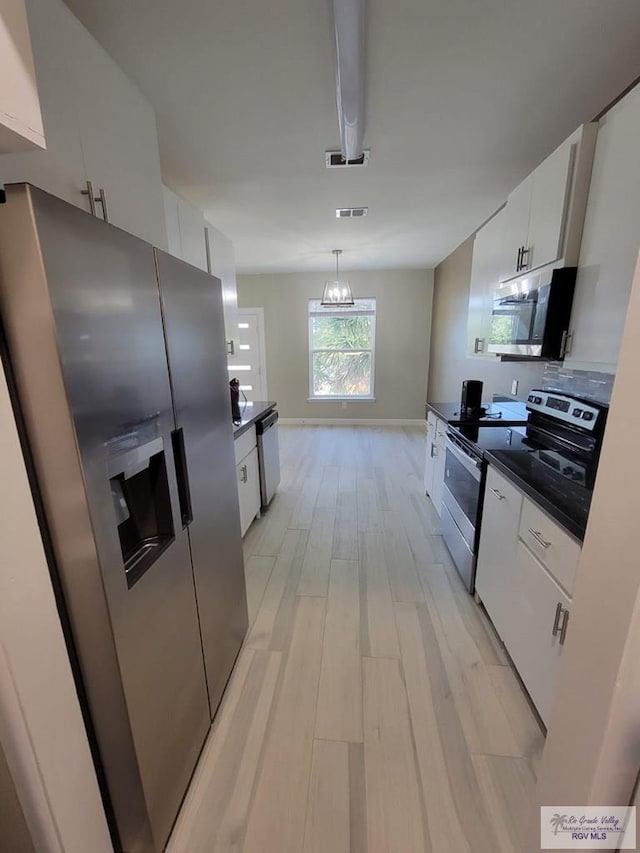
81 181 109 221
560 330 574 358
97 187 109 223
490 488 505 501
552 602 570 645
474 337 484 354
81 180 97 216
227 340 235 356
516 245 530 272
430 444 437 458
240 464 248 483
528 527 551 549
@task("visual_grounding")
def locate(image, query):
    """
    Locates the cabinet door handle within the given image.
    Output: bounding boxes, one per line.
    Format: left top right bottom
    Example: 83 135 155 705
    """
96 187 109 223
559 330 568 359
520 246 530 270
552 602 570 645
559 609 569 645
430 444 437 458
81 180 97 216
516 246 522 271
490 488 505 501
227 340 235 356
528 527 551 549
240 464 248 483
474 337 484 354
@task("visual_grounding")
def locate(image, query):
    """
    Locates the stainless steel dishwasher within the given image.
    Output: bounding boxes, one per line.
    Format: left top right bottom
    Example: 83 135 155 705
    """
256 409 280 508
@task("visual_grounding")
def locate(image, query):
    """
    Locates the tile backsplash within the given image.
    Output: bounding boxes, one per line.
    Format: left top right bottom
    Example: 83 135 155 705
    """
541 363 615 405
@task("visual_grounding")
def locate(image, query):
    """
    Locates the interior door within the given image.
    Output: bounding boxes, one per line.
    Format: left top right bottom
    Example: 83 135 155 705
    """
154 250 249 716
228 310 267 401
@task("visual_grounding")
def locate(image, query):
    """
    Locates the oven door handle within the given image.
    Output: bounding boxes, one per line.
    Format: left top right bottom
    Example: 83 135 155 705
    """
445 435 482 482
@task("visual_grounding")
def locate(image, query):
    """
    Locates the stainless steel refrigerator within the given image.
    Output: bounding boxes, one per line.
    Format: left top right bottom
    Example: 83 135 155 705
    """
0 184 248 853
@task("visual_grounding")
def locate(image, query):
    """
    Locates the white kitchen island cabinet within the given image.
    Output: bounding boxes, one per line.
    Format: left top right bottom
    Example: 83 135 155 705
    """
0 0 167 248
476 465 581 726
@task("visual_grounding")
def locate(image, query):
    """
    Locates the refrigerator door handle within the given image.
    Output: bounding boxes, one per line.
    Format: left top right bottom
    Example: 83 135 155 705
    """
171 427 194 527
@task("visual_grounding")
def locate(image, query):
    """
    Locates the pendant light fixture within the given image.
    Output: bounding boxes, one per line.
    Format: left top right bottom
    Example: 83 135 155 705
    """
321 249 355 307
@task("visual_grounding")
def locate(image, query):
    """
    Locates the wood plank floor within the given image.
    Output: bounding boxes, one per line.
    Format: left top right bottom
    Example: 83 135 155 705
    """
167 425 544 853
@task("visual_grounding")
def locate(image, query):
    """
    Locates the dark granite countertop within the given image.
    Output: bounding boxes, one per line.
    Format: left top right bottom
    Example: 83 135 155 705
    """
233 401 277 439
425 400 529 426
485 449 589 543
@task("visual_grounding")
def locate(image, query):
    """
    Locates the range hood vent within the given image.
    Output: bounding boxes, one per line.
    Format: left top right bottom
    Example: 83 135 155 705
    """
336 207 368 218
325 150 370 168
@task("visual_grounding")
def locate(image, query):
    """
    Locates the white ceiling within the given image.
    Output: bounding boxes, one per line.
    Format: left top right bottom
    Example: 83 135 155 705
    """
64 0 640 274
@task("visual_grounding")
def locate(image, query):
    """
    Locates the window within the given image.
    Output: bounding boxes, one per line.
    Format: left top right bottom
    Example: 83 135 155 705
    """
308 298 376 399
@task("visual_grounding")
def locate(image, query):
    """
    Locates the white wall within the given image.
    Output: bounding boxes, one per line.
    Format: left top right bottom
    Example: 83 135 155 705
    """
427 236 547 402
237 268 434 421
0 367 111 853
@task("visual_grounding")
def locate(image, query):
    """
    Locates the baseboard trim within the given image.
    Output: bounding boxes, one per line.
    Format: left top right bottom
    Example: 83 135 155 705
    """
278 418 426 427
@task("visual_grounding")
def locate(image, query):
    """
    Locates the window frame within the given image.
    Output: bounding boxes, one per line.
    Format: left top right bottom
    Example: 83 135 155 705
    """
307 298 376 401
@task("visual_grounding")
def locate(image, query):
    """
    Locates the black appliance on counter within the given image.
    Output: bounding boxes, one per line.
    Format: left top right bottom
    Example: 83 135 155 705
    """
441 389 608 594
460 379 484 419
487 267 576 359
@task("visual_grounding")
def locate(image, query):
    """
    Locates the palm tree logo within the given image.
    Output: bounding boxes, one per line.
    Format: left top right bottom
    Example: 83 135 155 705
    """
550 814 569 835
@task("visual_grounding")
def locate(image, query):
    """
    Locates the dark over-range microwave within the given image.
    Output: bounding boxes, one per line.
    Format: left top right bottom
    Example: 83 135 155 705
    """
487 267 576 359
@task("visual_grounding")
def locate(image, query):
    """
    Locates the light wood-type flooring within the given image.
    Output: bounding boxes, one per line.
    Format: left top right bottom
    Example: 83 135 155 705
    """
167 425 544 853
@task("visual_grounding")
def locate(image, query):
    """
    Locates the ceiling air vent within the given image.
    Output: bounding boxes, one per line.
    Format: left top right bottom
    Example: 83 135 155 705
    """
325 150 370 168
336 207 368 218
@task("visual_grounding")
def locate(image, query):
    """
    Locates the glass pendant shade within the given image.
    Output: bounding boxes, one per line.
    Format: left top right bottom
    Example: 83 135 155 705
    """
321 250 355 306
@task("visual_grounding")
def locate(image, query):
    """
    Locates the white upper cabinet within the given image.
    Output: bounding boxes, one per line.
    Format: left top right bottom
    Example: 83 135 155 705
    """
0 0 167 248
467 207 504 358
564 85 640 370
206 221 239 349
499 123 598 282
177 198 207 271
499 176 532 281
0 0 85 205
69 10 166 248
0 0 44 152
163 187 182 258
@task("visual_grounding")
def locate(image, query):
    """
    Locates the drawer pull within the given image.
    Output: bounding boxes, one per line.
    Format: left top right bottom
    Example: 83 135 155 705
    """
490 488 505 501
240 464 248 483
528 527 550 549
552 602 570 645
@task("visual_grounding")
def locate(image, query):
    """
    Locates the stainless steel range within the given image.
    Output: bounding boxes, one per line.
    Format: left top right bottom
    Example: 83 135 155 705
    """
441 425 525 593
441 390 609 594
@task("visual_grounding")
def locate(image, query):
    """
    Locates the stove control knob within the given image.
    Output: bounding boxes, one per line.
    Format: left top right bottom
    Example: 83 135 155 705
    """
582 411 594 421
572 408 582 417
533 396 542 404
562 466 573 476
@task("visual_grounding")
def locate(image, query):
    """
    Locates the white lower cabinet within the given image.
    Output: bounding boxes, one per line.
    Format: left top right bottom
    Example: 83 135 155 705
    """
507 541 571 725
475 467 523 643
476 465 579 725
424 413 446 516
235 428 260 536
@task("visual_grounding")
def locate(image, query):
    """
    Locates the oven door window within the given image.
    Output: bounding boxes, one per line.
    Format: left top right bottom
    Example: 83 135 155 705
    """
490 291 537 345
444 449 480 522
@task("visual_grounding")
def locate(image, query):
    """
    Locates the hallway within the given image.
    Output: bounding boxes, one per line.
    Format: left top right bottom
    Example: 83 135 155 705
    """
167 425 543 853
